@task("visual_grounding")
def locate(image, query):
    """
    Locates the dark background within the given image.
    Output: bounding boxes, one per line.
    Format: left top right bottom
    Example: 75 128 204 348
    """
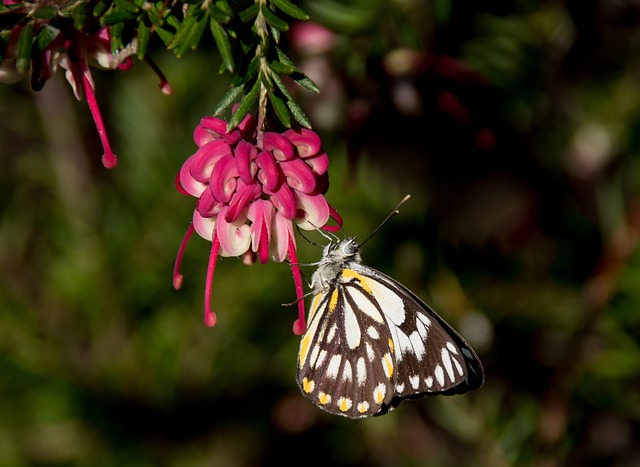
2 0 640 465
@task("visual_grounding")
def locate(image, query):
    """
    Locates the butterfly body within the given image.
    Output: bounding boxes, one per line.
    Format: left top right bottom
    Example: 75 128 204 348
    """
297 237 484 418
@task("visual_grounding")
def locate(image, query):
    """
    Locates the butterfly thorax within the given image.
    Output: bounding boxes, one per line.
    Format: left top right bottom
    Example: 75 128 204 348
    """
311 237 362 291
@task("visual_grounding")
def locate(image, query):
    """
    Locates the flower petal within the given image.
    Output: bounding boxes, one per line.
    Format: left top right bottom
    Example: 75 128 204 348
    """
270 211 295 262
280 158 316 194
264 132 294 161
189 140 232 184
304 151 329 175
225 180 262 223
196 188 222 218
235 140 258 184
269 183 297 219
294 192 330 230
179 154 207 197
247 199 275 264
209 155 239 203
196 116 241 146
216 207 251 257
193 210 216 241
283 128 321 157
256 150 281 192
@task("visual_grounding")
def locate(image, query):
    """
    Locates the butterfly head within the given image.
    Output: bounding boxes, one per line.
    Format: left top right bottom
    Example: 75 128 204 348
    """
311 237 362 290
322 237 361 263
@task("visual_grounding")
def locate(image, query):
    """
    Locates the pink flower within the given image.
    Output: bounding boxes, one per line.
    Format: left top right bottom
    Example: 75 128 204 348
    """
174 115 342 334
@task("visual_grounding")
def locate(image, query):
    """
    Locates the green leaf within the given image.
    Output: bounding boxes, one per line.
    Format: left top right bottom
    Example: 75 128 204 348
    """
33 6 57 19
268 90 292 128
71 2 87 29
291 72 320 93
270 69 311 127
238 3 258 23
136 21 150 58
16 21 33 73
228 79 260 130
154 26 174 45
207 3 232 23
113 0 139 14
37 24 60 51
271 0 309 20
110 22 124 49
286 97 311 128
189 13 208 51
100 8 136 25
145 4 165 27
214 0 233 17
168 14 196 57
261 6 288 32
274 46 319 92
213 85 244 115
92 0 110 18
269 60 295 75
210 18 234 72
269 69 294 100
270 25 280 43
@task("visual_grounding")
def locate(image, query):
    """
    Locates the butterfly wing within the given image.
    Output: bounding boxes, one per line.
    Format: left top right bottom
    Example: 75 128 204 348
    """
296 262 484 418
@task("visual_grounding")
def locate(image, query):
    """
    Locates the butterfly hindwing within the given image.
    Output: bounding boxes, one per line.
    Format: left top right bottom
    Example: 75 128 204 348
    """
297 257 484 419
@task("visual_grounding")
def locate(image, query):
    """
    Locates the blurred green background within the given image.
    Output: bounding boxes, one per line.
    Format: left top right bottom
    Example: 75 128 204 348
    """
2 0 640 465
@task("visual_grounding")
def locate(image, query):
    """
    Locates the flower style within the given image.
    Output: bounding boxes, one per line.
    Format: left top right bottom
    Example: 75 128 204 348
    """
0 0 175 168
174 115 342 334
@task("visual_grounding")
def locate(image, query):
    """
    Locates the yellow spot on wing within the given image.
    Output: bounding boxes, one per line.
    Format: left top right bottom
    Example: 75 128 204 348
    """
339 397 352 412
318 392 331 405
302 377 314 393
357 402 370 413
383 353 394 379
374 384 386 404
329 289 339 312
299 333 312 368
308 292 324 322
388 338 394 353
341 269 373 294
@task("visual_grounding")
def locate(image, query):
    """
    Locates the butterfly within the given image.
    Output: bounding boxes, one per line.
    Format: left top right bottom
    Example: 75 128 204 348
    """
296 196 484 418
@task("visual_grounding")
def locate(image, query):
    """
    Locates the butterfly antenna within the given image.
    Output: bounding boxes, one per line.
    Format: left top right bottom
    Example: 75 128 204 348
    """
296 225 323 247
360 194 411 247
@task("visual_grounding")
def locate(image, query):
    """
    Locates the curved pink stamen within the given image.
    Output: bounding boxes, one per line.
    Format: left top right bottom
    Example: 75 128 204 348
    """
215 207 251 256
195 187 218 217
256 150 281 192
173 223 195 290
287 235 306 335
264 132 294 161
270 183 297 219
235 140 257 184
81 72 117 168
225 180 262 223
203 233 221 327
196 116 241 146
248 200 274 264
209 155 239 202
295 192 330 229
189 140 232 183
283 128 321 158
280 158 316 194
304 152 329 175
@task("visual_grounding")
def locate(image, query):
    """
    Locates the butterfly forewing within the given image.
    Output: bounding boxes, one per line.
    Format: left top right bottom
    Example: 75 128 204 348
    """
297 255 484 419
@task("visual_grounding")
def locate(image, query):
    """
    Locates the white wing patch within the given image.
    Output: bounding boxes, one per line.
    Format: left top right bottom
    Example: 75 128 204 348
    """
343 301 361 349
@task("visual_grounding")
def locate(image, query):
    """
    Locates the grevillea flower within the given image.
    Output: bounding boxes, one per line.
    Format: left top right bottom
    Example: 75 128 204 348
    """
174 115 342 334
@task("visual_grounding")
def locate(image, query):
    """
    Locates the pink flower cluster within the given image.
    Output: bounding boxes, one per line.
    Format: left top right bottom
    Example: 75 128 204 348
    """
174 115 341 333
